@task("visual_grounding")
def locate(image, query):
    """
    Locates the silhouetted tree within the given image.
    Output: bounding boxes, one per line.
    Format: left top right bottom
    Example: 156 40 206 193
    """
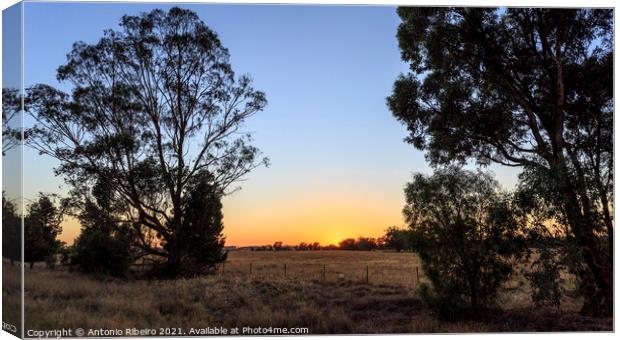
24 194 65 269
26 8 267 277
322 244 339 250
514 169 584 309
273 241 284 251
383 226 411 252
2 88 21 155
338 238 357 250
72 178 133 276
2 192 21 265
388 8 612 315
523 224 564 309
172 172 227 276
355 237 378 251
2 91 23 266
404 168 525 319
58 244 75 268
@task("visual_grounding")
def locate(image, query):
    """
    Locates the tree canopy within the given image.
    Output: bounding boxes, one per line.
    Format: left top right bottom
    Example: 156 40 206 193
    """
2 192 21 265
24 194 66 269
389 7 613 316
72 178 133 276
404 167 525 318
26 7 268 277
2 88 21 155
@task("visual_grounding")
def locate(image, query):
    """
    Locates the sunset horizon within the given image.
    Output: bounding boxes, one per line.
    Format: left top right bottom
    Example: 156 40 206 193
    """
3 1 613 335
18 2 520 248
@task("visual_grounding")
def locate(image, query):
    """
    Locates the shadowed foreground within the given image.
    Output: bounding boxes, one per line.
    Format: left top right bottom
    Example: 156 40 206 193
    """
7 251 612 334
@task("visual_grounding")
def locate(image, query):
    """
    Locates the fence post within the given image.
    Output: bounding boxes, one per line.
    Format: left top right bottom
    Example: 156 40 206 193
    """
366 265 369 284
250 263 252 275
322 264 326 281
284 263 287 277
415 266 419 284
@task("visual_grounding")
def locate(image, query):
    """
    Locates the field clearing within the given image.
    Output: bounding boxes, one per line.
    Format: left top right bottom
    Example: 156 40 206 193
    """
2 251 613 335
220 250 423 286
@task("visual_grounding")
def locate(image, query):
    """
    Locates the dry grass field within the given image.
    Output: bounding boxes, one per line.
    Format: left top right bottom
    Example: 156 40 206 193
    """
3 250 612 335
220 250 423 286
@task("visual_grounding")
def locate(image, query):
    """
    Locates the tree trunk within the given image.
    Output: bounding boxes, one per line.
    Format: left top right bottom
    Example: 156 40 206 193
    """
558 171 613 316
599 192 614 267
29 262 34 270
164 236 182 278
577 244 613 316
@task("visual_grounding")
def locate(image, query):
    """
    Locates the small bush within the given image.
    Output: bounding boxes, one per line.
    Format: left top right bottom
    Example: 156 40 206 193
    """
71 179 133 276
527 253 563 308
158 173 227 277
523 226 564 308
404 167 526 319
417 283 471 321
72 225 132 276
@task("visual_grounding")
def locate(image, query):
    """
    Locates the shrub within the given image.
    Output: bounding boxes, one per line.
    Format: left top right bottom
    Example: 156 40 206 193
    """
71 179 133 276
417 283 471 321
72 224 132 276
404 167 526 319
24 194 65 269
514 179 572 309
382 226 411 252
2 192 21 265
527 248 563 308
522 224 564 308
160 172 227 277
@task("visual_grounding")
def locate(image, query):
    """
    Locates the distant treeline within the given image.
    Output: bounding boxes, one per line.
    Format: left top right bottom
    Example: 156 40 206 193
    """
244 226 575 252
247 227 412 252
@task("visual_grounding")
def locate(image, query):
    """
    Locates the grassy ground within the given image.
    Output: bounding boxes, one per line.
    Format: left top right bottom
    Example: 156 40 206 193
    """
219 250 423 286
2 260 21 336
3 251 612 335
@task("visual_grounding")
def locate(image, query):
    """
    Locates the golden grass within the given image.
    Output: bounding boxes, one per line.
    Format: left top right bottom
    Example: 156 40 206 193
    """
2 250 612 335
220 250 423 286
2 261 22 334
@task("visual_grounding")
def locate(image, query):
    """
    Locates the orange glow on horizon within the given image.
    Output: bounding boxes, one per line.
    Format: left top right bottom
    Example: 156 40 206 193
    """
58 184 406 247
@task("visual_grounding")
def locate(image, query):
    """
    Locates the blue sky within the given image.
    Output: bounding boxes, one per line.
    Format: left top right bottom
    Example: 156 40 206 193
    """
2 3 22 208
18 2 519 245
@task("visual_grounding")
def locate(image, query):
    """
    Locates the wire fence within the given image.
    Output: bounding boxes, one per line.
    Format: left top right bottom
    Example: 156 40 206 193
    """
214 261 424 287
128 251 424 287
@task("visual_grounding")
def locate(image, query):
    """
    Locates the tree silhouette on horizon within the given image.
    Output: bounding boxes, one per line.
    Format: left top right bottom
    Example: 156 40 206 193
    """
25 7 268 277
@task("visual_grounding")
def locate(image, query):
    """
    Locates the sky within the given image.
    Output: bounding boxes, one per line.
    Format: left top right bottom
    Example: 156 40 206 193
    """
17 2 520 246
2 3 22 210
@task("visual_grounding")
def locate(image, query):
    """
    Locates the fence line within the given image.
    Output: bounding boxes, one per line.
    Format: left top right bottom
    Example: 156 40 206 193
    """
129 259 423 286
216 261 422 286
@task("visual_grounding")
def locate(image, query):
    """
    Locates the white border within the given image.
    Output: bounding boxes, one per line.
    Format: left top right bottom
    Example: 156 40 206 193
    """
0 1 617 340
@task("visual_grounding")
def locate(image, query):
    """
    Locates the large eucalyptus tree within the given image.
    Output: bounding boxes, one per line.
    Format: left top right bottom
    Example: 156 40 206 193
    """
27 7 268 276
388 8 612 315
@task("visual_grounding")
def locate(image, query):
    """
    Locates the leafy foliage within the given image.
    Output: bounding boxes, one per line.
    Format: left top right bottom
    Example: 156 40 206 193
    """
2 192 21 265
382 226 412 252
337 237 379 251
389 7 613 315
2 88 22 155
72 178 133 276
24 194 66 269
527 247 564 308
404 167 525 319
338 238 357 250
25 7 268 277
167 172 227 276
